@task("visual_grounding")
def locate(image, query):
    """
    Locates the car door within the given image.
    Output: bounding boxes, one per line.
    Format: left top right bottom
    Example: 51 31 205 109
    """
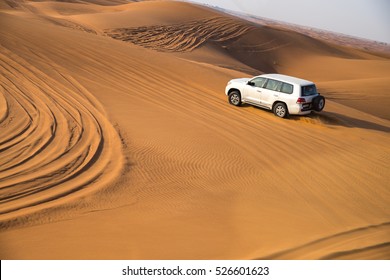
261 79 282 108
243 77 267 105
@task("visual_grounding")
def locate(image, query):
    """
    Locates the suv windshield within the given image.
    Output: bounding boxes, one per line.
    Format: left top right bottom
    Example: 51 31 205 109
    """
301 85 317 96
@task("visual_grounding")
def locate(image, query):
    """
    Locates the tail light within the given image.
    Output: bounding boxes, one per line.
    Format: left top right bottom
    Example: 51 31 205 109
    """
296 98 306 104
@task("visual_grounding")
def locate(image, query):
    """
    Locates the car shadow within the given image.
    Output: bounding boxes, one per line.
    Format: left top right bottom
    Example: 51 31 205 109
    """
241 104 390 133
291 112 390 133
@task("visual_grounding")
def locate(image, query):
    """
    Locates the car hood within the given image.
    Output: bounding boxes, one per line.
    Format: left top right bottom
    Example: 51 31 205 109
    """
229 78 250 84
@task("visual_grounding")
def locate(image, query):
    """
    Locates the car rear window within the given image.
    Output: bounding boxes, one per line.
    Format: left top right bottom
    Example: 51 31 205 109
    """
302 85 317 96
281 83 293 94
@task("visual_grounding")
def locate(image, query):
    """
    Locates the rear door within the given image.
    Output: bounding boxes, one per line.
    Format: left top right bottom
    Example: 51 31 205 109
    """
261 79 283 108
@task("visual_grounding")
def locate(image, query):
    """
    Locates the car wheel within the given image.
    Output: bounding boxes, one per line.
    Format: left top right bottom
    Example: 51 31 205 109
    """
273 102 288 118
313 96 325 112
228 91 241 106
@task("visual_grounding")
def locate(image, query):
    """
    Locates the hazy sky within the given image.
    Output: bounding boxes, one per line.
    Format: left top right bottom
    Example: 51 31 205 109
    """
186 0 390 43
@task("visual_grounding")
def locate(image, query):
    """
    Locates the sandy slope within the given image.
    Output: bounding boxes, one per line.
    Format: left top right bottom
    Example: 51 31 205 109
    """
0 0 389 259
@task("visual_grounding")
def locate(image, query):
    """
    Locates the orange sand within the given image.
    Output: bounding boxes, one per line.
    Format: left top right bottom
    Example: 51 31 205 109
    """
0 0 389 259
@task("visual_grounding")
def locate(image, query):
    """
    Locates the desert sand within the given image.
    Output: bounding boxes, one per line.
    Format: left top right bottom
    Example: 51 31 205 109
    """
0 0 389 259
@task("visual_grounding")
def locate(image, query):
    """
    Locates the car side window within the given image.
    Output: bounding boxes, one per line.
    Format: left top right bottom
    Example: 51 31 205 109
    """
281 83 293 94
250 77 267 88
264 79 282 91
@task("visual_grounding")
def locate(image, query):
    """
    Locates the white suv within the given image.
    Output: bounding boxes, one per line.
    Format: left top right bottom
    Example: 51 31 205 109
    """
225 74 325 118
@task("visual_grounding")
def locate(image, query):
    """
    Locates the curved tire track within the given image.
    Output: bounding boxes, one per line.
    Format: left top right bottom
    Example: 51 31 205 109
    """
0 46 124 221
255 222 390 260
105 16 254 52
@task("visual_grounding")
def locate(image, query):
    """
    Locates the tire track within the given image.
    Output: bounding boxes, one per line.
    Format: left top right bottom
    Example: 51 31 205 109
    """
255 222 390 259
0 46 124 221
105 16 254 52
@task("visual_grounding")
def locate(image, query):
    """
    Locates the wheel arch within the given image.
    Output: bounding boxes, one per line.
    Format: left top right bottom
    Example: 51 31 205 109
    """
228 88 241 96
272 100 288 111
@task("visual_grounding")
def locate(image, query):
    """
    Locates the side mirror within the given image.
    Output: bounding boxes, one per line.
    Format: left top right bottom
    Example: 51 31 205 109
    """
247 81 255 86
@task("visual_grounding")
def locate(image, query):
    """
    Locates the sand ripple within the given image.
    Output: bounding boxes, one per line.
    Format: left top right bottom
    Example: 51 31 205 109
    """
0 47 123 219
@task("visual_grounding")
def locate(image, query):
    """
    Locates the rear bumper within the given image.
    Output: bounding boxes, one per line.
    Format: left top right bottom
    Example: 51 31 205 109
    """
289 103 313 115
301 102 313 111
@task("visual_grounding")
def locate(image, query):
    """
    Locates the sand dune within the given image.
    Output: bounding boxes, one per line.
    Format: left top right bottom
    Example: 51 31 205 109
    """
0 0 389 259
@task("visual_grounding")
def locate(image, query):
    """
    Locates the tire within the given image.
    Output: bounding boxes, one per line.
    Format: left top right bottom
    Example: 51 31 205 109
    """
228 90 241 106
313 95 325 112
273 102 289 118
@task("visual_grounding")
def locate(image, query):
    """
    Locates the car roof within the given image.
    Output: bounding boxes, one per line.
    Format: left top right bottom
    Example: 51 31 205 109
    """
259 74 314 86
